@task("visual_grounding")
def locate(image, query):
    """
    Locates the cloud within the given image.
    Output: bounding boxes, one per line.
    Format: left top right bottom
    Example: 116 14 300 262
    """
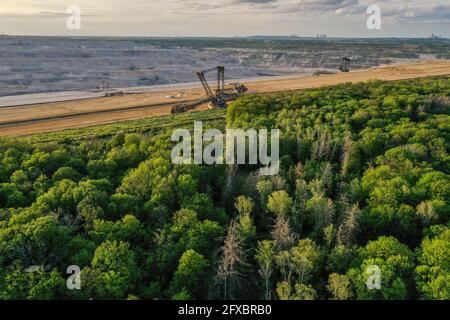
0 11 66 19
38 11 67 17
170 0 450 25
235 0 277 3
300 0 359 8
382 4 450 23
170 0 362 17
0 9 100 19
0 0 448 36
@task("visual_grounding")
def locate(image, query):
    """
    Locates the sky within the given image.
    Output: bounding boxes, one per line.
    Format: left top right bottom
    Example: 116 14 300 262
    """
0 0 449 37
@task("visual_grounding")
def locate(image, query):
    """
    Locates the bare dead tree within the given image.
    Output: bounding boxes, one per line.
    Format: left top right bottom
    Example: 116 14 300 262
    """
255 240 275 300
336 204 361 246
271 215 295 251
417 201 437 226
311 127 332 161
321 162 333 195
341 134 353 178
294 162 304 180
216 219 246 299
55 207 80 230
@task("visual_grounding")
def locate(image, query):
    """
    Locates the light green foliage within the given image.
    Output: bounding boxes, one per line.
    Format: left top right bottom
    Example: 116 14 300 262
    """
118 157 171 200
89 215 144 243
347 236 415 300
235 196 256 243
0 262 64 300
327 273 353 300
290 238 322 284
276 281 317 300
255 240 275 300
89 240 138 299
267 190 293 217
256 180 274 211
170 249 209 299
52 167 81 182
415 226 450 300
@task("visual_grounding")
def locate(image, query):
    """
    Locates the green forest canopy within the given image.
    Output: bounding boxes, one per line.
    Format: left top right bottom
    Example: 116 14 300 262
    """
0 76 449 300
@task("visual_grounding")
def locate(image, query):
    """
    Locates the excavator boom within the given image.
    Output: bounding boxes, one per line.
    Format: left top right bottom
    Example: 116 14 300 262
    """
195 66 225 98
196 71 214 98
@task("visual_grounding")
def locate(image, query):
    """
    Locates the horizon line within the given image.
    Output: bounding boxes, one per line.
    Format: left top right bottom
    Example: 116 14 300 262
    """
1 34 449 40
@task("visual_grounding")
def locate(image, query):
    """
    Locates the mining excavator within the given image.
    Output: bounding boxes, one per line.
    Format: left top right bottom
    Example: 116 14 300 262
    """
171 66 247 114
339 56 352 72
313 57 352 76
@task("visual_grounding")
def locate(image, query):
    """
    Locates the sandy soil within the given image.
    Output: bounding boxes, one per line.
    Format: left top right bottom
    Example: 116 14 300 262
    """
1 60 449 137
0 88 204 124
245 60 450 93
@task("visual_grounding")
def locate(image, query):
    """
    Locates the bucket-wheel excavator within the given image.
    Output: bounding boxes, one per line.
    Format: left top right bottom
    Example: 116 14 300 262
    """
339 56 352 72
313 56 352 76
171 66 247 114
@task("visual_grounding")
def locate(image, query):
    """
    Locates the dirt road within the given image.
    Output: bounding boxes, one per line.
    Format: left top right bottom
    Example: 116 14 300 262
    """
1 60 449 137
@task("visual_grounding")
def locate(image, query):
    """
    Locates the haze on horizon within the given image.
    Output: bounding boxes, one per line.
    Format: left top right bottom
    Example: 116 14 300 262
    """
0 0 449 38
